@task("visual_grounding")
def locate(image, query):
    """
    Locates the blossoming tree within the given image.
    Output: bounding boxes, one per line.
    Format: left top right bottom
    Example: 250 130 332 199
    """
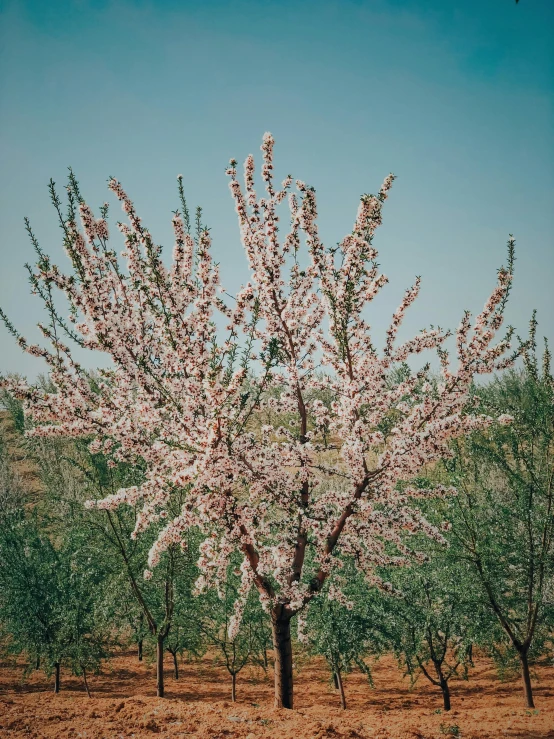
1 134 518 708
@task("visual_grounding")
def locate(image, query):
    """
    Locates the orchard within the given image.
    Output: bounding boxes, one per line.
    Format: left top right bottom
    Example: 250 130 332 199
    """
0 135 552 738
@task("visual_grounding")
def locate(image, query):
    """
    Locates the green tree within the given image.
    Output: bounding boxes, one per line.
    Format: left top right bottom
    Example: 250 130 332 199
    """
164 534 205 679
304 572 384 710
30 427 197 699
441 326 554 707
201 572 269 702
385 550 480 712
0 432 26 518
0 513 111 695
0 395 200 700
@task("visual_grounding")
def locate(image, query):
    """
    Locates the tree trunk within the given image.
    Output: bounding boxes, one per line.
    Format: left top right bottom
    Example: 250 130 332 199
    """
440 678 451 711
271 609 293 709
231 672 236 702
138 639 143 662
519 648 535 708
35 655 41 671
54 662 60 694
156 634 165 698
82 666 92 698
333 672 339 690
336 666 347 710
172 651 179 680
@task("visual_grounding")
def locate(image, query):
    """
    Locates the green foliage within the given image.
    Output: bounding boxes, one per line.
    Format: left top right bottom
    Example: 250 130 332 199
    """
382 543 481 710
158 534 206 674
200 565 271 700
305 570 384 682
443 358 554 666
0 434 26 518
0 513 111 687
302 565 391 708
428 331 554 707
0 383 25 433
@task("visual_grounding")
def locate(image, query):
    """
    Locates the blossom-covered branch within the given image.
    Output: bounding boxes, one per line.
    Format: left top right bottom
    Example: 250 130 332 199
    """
1 134 518 708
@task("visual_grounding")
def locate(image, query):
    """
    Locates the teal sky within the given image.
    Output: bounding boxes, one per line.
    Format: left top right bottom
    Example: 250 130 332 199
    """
1 0 553 378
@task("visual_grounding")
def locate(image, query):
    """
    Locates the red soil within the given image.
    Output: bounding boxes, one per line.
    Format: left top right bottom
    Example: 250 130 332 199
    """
0 652 552 739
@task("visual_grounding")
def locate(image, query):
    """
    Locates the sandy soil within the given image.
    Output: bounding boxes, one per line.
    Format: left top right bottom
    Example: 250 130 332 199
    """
0 651 552 739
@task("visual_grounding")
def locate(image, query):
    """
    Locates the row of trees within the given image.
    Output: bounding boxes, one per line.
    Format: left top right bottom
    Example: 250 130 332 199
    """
1 353 552 710
0 134 552 710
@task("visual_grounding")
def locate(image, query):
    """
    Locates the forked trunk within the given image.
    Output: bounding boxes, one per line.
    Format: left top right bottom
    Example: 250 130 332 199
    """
54 662 60 694
231 672 236 702
172 651 179 680
156 634 165 698
138 639 143 662
271 608 293 709
519 648 534 708
336 666 347 710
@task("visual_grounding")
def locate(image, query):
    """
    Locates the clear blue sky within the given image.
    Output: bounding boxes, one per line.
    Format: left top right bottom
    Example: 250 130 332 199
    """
1 0 552 378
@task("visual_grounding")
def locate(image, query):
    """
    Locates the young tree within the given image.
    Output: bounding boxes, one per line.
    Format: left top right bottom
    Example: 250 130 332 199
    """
73 495 188 699
1 134 519 708
441 325 554 708
385 548 480 711
303 569 385 709
163 529 205 680
0 513 111 695
165 614 202 681
201 575 267 702
2 403 197 700
44 435 196 698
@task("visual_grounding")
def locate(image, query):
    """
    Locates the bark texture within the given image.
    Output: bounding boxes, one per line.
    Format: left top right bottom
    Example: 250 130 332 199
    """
519 649 535 708
272 608 293 709
440 678 451 711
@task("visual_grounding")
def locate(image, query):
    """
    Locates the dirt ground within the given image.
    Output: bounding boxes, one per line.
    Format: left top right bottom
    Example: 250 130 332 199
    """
0 651 552 739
